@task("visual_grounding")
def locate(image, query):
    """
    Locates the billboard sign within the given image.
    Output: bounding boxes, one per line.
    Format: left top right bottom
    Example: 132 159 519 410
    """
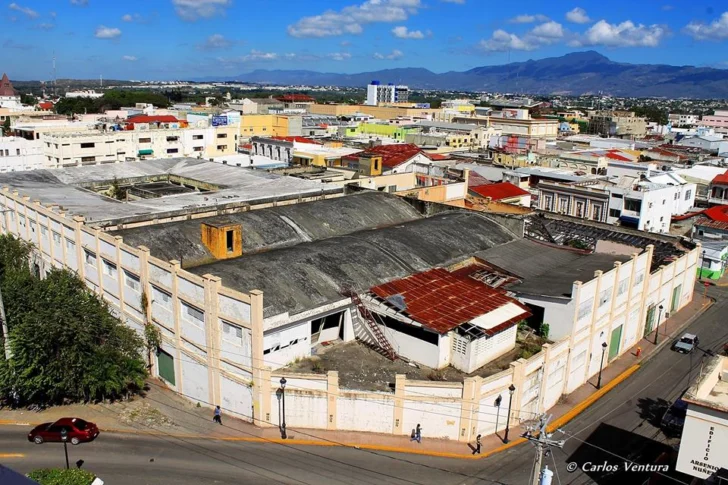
415 103 431 109
212 115 228 127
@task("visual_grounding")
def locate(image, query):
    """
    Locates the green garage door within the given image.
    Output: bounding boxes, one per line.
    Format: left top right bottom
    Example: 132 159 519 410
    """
609 325 623 362
644 305 656 337
157 349 175 386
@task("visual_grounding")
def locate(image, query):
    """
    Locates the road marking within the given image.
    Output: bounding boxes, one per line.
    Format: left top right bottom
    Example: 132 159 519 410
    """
0 420 31 426
0 453 25 459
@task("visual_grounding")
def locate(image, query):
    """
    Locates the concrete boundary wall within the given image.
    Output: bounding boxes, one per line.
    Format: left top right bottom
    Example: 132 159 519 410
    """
0 187 699 442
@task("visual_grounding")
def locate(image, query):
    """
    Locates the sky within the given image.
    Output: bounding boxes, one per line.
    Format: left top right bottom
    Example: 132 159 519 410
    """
1 0 727 81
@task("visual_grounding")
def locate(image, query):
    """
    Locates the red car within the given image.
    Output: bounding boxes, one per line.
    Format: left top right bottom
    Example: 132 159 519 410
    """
28 418 100 445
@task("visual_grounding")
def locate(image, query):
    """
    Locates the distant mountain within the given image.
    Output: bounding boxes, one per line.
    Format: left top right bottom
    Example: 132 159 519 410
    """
197 51 728 98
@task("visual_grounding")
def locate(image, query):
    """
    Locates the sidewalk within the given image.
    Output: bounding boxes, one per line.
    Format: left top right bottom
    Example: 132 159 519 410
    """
0 295 712 460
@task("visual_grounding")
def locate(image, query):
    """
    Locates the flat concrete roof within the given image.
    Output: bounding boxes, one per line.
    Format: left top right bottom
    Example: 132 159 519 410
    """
0 158 341 225
478 239 631 298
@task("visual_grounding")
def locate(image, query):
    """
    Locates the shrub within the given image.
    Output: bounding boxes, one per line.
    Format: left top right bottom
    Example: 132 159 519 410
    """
427 369 446 381
27 468 95 485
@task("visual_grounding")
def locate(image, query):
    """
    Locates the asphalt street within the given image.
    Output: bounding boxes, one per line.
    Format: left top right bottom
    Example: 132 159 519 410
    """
1 284 724 485
461 283 728 485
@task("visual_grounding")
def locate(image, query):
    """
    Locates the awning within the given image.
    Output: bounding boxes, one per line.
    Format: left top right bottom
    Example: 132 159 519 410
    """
619 215 640 224
138 149 153 156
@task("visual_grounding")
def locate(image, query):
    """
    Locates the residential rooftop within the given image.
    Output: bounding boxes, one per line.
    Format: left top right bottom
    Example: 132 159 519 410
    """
684 355 728 413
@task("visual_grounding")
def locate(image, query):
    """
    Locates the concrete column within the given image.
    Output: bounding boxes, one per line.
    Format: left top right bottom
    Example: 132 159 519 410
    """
169 260 184 393
114 236 125 311
584 270 604 383
393 374 406 435
459 376 480 443
73 216 85 280
562 281 582 390
508 359 526 424
250 289 270 427
636 246 655 338
93 229 103 295
203 274 222 408
537 343 552 413
327 371 339 431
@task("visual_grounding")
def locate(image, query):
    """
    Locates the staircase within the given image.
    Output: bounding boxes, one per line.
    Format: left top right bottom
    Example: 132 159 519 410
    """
344 290 397 361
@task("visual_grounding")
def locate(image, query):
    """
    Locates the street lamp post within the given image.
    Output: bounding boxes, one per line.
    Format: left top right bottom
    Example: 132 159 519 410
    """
654 304 665 345
60 428 70 470
504 384 516 444
597 342 608 389
699 250 706 281
494 394 502 442
280 377 287 439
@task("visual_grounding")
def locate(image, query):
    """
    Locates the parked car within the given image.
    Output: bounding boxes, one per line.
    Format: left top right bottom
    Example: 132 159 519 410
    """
672 333 699 354
28 418 100 445
661 397 688 435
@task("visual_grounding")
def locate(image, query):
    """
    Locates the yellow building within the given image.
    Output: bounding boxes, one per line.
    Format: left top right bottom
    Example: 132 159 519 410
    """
239 115 275 138
309 104 359 117
205 125 238 158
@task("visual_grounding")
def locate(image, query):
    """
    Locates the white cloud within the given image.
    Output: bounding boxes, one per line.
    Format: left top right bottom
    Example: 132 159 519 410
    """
34 22 54 30
122 55 138 61
575 19 668 47
122 14 134 22
683 12 728 40
240 50 279 62
172 0 232 21
288 0 422 38
327 52 352 61
95 25 122 39
373 49 404 60
441 0 464 3
509 14 548 24
8 3 39 19
392 25 425 39
478 21 564 52
565 7 590 24
199 33 232 49
50 11 57 18
70 0 88 5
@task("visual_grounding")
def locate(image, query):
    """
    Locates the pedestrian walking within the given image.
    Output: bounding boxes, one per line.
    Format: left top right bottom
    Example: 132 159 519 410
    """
473 434 482 455
213 405 222 425
413 424 421 443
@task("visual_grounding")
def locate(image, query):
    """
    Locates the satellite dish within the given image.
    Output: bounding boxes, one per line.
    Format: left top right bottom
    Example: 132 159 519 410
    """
386 294 407 311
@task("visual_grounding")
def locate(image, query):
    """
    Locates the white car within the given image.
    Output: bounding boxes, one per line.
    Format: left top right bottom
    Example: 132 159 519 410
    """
672 333 699 354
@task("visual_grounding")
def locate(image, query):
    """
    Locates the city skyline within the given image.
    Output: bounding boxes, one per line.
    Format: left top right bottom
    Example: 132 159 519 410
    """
0 1 727 80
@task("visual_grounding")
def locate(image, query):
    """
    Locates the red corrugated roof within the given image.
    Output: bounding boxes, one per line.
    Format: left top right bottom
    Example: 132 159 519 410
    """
425 153 450 161
703 205 728 223
468 172 491 188
271 136 322 145
604 150 632 162
126 115 179 124
343 143 422 169
370 267 529 334
712 171 728 185
38 102 53 110
695 216 728 231
470 182 529 201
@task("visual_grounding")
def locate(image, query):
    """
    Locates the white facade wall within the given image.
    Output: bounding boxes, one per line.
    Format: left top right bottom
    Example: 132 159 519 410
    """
0 137 46 172
0 189 700 442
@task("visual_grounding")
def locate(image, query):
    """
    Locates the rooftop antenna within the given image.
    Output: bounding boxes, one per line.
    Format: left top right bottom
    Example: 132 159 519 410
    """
52 52 57 97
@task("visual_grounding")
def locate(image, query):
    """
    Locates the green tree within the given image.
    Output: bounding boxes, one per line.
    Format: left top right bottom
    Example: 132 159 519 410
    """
2 117 10 135
20 93 36 106
0 235 146 406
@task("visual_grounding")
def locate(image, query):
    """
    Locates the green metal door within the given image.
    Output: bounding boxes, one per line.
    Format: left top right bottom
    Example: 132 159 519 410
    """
644 305 656 337
671 285 682 313
608 325 623 362
157 349 175 386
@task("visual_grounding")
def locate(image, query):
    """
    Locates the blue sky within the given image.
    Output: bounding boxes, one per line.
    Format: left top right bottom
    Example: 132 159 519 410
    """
1 0 727 80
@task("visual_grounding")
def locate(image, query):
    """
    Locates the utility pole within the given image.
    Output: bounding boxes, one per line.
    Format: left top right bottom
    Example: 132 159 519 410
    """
523 415 564 485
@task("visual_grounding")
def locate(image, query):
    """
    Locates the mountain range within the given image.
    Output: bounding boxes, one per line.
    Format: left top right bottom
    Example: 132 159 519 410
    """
199 51 728 99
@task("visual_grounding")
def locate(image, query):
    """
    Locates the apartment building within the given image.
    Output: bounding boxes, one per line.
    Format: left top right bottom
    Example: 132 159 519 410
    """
41 125 238 168
699 110 728 135
366 81 410 106
587 110 647 138
668 113 700 127
452 111 559 141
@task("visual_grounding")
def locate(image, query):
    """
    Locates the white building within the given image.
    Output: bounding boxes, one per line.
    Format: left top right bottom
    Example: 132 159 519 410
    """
676 355 728 480
365 81 409 106
65 90 104 99
678 135 728 155
0 137 46 172
699 110 728 135
669 113 700 127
